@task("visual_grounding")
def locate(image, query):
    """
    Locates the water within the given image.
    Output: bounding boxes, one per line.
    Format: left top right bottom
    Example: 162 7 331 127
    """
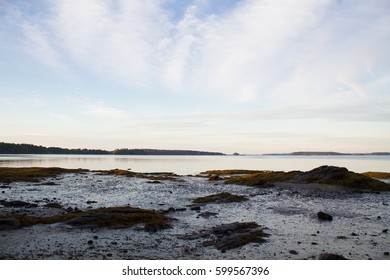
0 154 389 174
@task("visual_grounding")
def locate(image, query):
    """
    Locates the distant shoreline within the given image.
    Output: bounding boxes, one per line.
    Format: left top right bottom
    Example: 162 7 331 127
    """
262 151 390 156
1 142 389 156
0 142 225 156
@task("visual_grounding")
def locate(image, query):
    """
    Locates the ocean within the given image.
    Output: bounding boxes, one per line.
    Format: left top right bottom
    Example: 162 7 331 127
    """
0 154 389 174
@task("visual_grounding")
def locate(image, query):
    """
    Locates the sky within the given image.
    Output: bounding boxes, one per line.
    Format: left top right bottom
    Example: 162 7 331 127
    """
0 0 389 154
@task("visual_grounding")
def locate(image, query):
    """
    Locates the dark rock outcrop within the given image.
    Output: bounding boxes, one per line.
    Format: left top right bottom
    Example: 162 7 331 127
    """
214 165 390 192
0 218 22 230
192 192 248 204
0 200 38 208
197 211 218 219
296 166 390 191
317 211 333 221
211 222 269 251
44 202 63 209
319 253 347 260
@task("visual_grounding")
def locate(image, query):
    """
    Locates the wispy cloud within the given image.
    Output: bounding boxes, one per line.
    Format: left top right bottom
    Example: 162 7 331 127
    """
6 0 388 105
85 102 128 119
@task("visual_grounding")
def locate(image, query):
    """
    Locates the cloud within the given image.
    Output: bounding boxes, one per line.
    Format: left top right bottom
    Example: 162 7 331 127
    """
85 102 128 119
3 0 390 116
21 23 67 73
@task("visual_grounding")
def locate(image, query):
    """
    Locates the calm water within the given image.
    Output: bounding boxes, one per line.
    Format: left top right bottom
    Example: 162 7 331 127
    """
0 154 389 174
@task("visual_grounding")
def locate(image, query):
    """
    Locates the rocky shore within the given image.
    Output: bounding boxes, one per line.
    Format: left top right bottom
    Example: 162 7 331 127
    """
0 166 389 259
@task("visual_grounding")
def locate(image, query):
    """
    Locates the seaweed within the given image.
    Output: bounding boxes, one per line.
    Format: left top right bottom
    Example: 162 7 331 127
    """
202 170 261 176
0 167 87 183
362 172 390 179
0 206 174 231
216 166 390 192
99 169 183 182
192 192 248 204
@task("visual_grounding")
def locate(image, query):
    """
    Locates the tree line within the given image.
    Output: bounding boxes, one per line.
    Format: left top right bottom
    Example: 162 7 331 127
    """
0 142 224 156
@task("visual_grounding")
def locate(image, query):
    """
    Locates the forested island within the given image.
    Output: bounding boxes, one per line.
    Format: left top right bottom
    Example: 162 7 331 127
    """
263 151 390 156
0 142 225 156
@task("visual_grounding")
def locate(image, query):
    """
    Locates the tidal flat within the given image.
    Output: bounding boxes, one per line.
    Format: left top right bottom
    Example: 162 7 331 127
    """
0 166 389 260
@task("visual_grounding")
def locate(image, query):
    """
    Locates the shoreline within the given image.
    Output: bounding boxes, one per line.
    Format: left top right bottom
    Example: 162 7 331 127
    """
1 166 389 260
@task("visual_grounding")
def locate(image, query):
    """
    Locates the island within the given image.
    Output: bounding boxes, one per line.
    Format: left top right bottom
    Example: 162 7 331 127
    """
0 142 225 156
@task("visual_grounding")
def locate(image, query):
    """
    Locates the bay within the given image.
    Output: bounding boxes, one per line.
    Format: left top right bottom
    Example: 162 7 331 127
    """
0 154 389 174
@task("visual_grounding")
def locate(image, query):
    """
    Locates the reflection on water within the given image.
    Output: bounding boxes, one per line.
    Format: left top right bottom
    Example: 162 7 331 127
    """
0 154 389 174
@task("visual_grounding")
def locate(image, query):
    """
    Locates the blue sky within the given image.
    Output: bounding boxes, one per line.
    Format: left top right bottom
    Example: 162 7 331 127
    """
1 0 389 153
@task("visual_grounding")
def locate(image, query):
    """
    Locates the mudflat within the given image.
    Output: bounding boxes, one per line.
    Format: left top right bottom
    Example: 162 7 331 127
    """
0 166 389 259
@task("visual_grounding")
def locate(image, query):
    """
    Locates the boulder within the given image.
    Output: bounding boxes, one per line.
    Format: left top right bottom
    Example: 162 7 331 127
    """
317 211 333 221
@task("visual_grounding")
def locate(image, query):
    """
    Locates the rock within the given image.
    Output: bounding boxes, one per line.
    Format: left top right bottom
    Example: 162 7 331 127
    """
384 252 389 256
87 240 94 245
336 236 348 239
86 200 97 204
0 200 38 208
211 222 270 251
197 211 218 219
319 253 347 260
162 207 187 213
297 165 390 191
289 250 299 255
317 211 333 221
208 175 222 181
192 192 248 204
147 180 161 184
0 218 22 230
45 202 63 209
43 181 58 186
190 206 201 211
302 166 348 181
383 229 388 233
351 232 359 236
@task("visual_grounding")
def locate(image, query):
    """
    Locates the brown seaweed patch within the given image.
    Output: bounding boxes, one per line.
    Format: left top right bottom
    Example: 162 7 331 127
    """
0 167 88 183
99 169 183 182
99 169 136 177
192 192 248 204
362 172 390 179
202 170 261 176
0 206 174 231
223 170 299 187
217 166 390 192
